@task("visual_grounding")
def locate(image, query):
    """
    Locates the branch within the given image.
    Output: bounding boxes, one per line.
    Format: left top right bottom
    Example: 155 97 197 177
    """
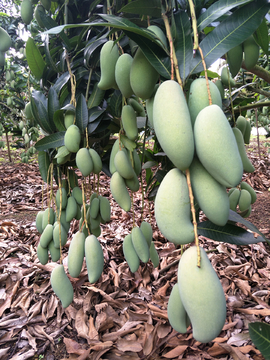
242 62 270 84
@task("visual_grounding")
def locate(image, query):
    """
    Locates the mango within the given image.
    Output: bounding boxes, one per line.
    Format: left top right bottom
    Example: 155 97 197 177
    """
85 235 104 283
155 168 194 245
90 197 100 219
125 174 140 192
64 124 81 153
72 186 84 205
99 196 111 223
40 0 51 11
228 188 241 211
147 25 167 48
128 98 145 117
227 44 243 77
40 224 53 248
91 225 101 238
232 127 255 173
188 78 222 126
194 105 243 188
178 246 226 343
0 51 5 66
55 209 70 234
50 264 74 308
190 157 230 226
123 233 140 273
89 148 102 174
145 96 155 128
64 112 74 129
53 223 67 248
240 181 256 204
55 187 68 210
236 115 246 135
238 189 252 212
109 138 122 175
167 283 190 333
48 240 60 262
66 196 78 222
37 242 49 265
114 149 136 180
0 27 12 52
130 48 159 99
132 149 141 176
243 36 259 70
115 53 134 98
243 119 251 144
34 4 45 28
149 242 159 268
42 208 55 231
221 66 235 87
131 227 150 263
24 102 34 119
76 148 93 176
21 0 33 25
68 231 85 278
140 221 152 248
121 105 138 141
98 40 119 90
36 210 44 234
110 171 131 212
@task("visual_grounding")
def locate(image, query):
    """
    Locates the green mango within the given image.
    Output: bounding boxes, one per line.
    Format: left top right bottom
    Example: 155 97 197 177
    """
232 127 255 173
64 112 74 129
153 80 194 171
243 119 251 145
109 138 122 175
167 283 190 333
42 208 55 231
53 223 67 248
89 148 102 174
76 148 93 177
121 105 138 141
40 0 51 11
128 98 145 117
55 187 68 210
154 168 194 245
91 225 101 238
227 44 243 78
90 197 100 219
194 105 243 188
188 78 222 127
48 240 60 262
140 221 152 248
98 40 119 90
228 188 241 211
236 115 247 135
72 186 84 205
68 169 78 190
0 51 5 66
110 171 131 212
240 181 256 204
238 189 252 212
178 246 226 343
149 242 159 268
123 234 140 273
147 25 167 48
50 264 74 308
132 149 141 176
24 102 34 120
21 0 33 25
243 36 259 70
221 66 235 87
68 231 85 278
115 53 134 98
190 157 230 226
40 224 53 248
55 209 70 234
125 174 140 192
131 227 150 263
36 210 44 234
99 196 111 223
114 149 136 180
37 242 49 265
130 48 159 100
64 124 81 153
85 235 104 283
66 196 78 222
0 27 12 52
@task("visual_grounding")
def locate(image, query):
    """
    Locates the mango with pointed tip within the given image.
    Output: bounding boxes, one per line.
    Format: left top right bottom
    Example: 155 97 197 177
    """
228 188 241 211
194 105 243 188
40 224 53 248
232 127 255 173
21 0 33 25
221 66 235 87
68 231 85 278
50 264 74 308
55 187 68 210
238 189 252 212
66 196 78 222
240 181 256 204
167 283 190 333
99 196 111 223
115 53 133 98
121 104 138 141
131 227 149 263
48 240 60 262
110 171 131 212
98 40 119 90
37 242 49 264
227 44 243 77
153 80 194 171
76 148 93 176
178 246 226 343
243 36 259 70
114 149 136 180
89 148 102 174
0 27 12 52
123 233 140 273
85 235 104 283
64 124 81 153
149 242 159 268
155 168 194 245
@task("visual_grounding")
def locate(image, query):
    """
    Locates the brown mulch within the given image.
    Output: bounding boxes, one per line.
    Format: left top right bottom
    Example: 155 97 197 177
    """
0 139 270 360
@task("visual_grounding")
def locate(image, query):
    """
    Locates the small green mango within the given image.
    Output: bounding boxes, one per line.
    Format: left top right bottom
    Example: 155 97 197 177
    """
89 148 102 174
125 174 140 192
55 187 68 210
123 233 140 273
238 189 252 212
128 98 145 117
228 188 241 211
68 231 85 278
98 40 119 90
221 66 235 87
0 27 12 52
232 127 255 173
110 171 131 212
227 44 243 78
140 221 152 248
243 120 251 145
85 235 104 283
149 242 159 268
66 196 78 222
64 112 74 129
115 53 134 98
240 181 256 204
48 240 60 262
37 242 49 265
76 148 93 177
42 208 55 231
90 197 100 219
167 283 190 333
21 0 33 25
40 224 53 248
121 105 138 141
99 196 111 223
114 149 136 180
53 223 67 248
72 186 84 205
236 115 247 135
50 264 74 308
64 124 81 153
243 36 259 70
131 227 150 263
36 210 44 234
109 138 122 175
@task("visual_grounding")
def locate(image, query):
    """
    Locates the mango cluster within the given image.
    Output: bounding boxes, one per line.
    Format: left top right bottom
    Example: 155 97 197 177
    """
123 222 159 272
228 181 257 218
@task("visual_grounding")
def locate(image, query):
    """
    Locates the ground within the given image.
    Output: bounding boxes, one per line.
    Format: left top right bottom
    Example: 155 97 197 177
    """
0 135 270 360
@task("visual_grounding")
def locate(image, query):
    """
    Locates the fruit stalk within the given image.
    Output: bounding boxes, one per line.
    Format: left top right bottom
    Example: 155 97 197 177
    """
57 173 63 264
65 53 76 107
188 0 199 53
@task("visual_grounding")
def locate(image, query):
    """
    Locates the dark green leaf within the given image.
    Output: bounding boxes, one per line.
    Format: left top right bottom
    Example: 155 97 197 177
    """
35 132 65 151
84 37 107 67
25 37 46 81
44 35 58 73
76 94 88 132
120 0 161 18
89 107 105 122
254 17 269 55
249 322 270 360
54 72 70 94
48 87 60 127
197 220 265 245
191 0 270 75
108 90 122 118
53 110 66 132
37 151 51 183
88 83 106 109
31 90 57 134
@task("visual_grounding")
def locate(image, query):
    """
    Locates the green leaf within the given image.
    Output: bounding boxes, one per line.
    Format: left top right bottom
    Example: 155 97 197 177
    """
25 37 46 81
44 35 58 73
76 94 88 133
88 83 105 109
89 107 105 123
35 132 65 151
108 90 122 118
48 86 60 127
54 72 70 94
249 322 270 360
37 151 51 183
254 17 269 55
190 0 270 75
197 0 252 32
120 0 161 18
53 109 66 132
197 220 265 245
31 90 57 134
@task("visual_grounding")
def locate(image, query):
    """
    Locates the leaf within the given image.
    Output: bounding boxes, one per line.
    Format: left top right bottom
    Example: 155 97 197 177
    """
108 90 122 118
54 71 70 94
76 94 88 132
197 0 252 32
48 86 60 127
35 132 65 151
190 0 270 75
197 220 265 245
120 0 161 18
25 37 46 81
88 83 105 109
249 322 270 360
254 17 269 55
31 90 57 134
44 35 58 73
89 107 105 123
38 151 51 183
53 109 66 132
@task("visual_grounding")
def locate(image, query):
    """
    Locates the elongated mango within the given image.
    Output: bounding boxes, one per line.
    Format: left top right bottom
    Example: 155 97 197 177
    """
50 264 74 308
76 148 93 176
140 221 152 248
149 242 159 268
99 196 111 223
221 66 235 87
194 105 243 188
85 235 104 283
131 227 150 263
153 80 194 171
21 0 33 25
125 173 140 192
72 186 84 205
128 98 145 117
236 115 246 135
188 78 222 126
36 210 44 234
178 246 226 343
0 27 12 52
55 187 68 210
114 149 136 180
98 40 119 90
68 231 85 278
243 119 251 144
232 127 255 173
154 168 194 245
42 208 55 231
227 44 243 78
214 79 224 99
190 157 229 226
238 189 252 212
109 138 122 175
228 188 241 211
123 233 140 273
90 197 100 219
37 242 49 265
64 112 74 129
66 196 78 222
121 105 138 141
48 240 60 262
240 181 256 204
64 124 81 153
40 224 53 248
89 148 102 174
243 36 259 70
167 283 190 333
110 171 131 212
53 223 67 248
115 53 133 98
132 149 141 176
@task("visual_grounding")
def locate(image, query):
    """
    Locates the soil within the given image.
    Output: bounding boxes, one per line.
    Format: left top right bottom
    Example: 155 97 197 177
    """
0 135 270 360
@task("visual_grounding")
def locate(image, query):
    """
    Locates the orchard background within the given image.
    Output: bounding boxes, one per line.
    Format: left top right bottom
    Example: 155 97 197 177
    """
1 0 270 359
